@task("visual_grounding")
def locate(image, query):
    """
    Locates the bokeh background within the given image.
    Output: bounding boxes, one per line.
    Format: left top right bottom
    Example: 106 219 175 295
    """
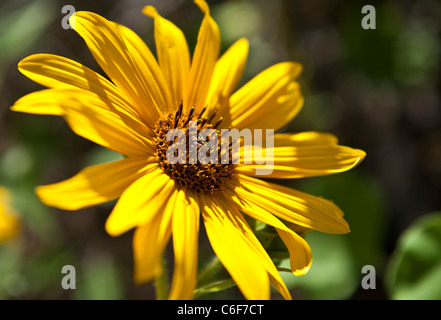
1 0 440 300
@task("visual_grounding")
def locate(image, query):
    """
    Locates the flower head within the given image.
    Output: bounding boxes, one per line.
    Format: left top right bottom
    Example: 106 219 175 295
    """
0 187 21 243
12 0 365 299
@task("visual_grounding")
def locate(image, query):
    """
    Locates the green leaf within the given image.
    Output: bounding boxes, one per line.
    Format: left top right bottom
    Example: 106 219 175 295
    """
194 279 236 299
254 224 278 252
385 213 441 300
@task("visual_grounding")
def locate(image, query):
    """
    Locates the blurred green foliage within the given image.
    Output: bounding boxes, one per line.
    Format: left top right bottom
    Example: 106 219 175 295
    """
386 213 441 300
0 0 55 86
1 0 440 300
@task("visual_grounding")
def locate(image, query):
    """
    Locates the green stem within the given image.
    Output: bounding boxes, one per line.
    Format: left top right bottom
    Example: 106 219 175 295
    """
155 254 169 300
194 278 236 299
197 255 223 287
193 255 237 299
277 267 293 273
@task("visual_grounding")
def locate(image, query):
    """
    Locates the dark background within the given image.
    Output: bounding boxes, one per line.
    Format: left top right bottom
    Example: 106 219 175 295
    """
0 0 440 300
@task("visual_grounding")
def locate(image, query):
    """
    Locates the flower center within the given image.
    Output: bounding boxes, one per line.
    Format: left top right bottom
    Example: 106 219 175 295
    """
153 103 234 194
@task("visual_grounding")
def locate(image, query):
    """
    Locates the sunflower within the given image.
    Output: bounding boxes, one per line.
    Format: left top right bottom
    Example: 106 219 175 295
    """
11 0 365 299
0 187 21 243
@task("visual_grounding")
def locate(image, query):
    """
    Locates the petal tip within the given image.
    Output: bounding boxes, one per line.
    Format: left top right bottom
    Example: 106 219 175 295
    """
142 5 158 18
34 184 68 210
35 185 47 202
17 59 26 70
68 11 79 30
337 219 351 234
357 149 367 161
194 0 210 14
17 55 37 73
104 217 121 237
9 105 19 112
236 37 250 49
347 148 367 170
293 266 311 276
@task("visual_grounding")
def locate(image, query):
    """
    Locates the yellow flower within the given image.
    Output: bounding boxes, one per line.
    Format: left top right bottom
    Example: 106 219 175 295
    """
0 187 21 243
11 0 365 299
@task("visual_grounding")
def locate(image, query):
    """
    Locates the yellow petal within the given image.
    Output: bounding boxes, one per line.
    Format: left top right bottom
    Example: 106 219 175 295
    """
0 187 21 243
274 131 339 146
36 157 156 211
133 215 165 284
200 194 270 300
12 89 155 157
232 174 350 234
230 62 303 131
229 183 313 276
111 21 173 114
10 89 64 116
105 167 176 237
237 132 366 178
277 228 312 276
0 208 20 243
133 188 178 283
143 6 191 109
169 189 200 300
184 0 220 114
70 11 166 122
205 38 249 127
223 185 311 280
16 54 144 123
217 193 293 299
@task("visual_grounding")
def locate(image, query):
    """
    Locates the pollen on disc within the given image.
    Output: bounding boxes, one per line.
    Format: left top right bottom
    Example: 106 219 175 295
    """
153 103 234 194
